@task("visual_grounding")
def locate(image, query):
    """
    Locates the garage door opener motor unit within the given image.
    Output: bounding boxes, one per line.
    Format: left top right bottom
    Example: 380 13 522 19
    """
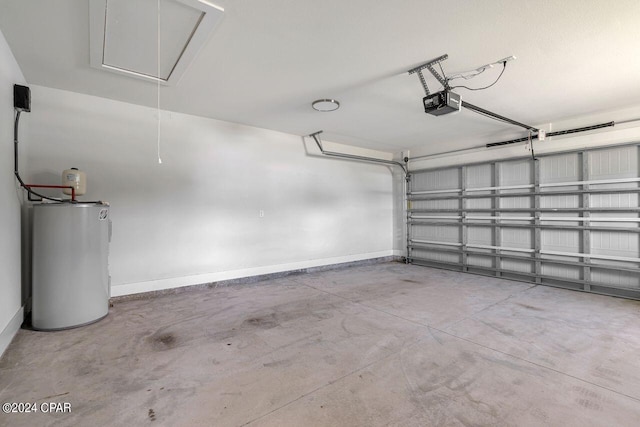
423 90 461 116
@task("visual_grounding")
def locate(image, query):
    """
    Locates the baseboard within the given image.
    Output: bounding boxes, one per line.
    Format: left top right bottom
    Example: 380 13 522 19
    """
0 306 24 360
112 250 402 298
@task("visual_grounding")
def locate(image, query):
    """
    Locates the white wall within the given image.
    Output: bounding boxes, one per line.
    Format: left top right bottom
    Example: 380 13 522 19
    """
0 29 26 357
25 86 397 296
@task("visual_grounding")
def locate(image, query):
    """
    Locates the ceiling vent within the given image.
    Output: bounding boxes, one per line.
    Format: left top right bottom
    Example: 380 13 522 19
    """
89 0 224 85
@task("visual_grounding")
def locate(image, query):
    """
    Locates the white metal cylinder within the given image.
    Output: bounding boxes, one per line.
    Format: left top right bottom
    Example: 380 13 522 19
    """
31 203 110 330
62 168 87 196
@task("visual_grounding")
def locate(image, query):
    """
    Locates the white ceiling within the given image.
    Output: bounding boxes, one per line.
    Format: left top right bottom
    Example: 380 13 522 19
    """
1 0 640 154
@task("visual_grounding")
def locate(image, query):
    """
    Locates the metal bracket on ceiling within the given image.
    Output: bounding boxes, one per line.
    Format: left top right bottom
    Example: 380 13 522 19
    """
407 54 450 95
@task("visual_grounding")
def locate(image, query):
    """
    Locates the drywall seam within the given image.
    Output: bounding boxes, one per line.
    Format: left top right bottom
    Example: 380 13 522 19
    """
111 250 400 296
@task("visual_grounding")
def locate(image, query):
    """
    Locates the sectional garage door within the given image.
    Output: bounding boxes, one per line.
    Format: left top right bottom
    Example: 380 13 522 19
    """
407 144 640 299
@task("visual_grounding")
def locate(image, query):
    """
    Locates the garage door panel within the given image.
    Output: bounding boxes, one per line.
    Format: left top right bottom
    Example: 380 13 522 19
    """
467 225 493 246
411 247 460 264
540 211 582 227
502 228 533 249
591 230 639 259
590 212 639 228
500 160 532 186
467 254 493 268
412 224 460 245
542 264 582 280
502 259 534 274
542 229 581 253
540 153 581 183
540 194 580 208
590 192 638 208
408 144 640 300
413 199 459 210
588 146 637 179
467 197 493 209
592 268 640 289
412 168 459 192
466 164 493 188
500 196 533 209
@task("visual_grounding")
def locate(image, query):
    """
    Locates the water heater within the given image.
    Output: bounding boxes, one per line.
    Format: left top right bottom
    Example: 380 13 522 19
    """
31 202 111 330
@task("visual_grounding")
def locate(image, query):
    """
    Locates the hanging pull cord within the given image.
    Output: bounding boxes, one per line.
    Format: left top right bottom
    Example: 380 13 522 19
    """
156 0 162 164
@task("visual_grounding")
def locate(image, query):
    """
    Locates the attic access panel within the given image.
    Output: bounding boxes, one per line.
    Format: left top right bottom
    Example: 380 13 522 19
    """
89 0 223 85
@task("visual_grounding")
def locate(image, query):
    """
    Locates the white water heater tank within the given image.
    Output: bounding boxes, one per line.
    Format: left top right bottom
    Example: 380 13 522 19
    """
31 202 111 330
62 168 86 196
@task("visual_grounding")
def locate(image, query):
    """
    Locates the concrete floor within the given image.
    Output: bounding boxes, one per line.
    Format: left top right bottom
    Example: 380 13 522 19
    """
1 263 640 426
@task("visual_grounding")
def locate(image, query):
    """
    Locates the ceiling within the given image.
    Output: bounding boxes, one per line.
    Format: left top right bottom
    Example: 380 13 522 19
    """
1 0 640 154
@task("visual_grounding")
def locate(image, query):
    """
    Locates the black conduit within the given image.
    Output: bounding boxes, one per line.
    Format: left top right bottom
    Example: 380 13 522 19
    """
14 111 66 203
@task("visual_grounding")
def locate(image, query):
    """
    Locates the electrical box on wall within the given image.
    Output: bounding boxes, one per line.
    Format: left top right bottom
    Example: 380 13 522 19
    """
14 84 31 112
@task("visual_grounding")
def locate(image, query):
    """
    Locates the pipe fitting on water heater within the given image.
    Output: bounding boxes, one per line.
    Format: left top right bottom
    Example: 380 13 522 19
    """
62 168 86 196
